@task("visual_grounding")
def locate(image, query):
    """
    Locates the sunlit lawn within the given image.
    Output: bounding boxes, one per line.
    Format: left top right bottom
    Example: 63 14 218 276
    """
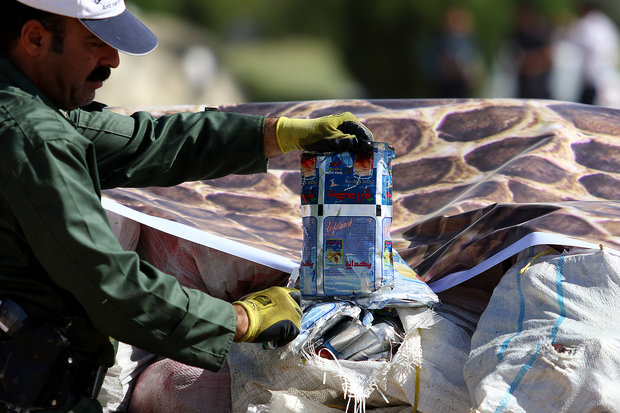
224 37 362 102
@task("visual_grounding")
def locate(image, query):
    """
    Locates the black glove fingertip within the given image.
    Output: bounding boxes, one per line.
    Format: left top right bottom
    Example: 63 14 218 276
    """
357 139 375 155
302 138 352 154
338 121 373 142
288 291 301 305
275 328 300 347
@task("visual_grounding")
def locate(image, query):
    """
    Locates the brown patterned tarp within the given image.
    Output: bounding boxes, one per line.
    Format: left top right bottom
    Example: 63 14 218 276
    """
104 99 620 293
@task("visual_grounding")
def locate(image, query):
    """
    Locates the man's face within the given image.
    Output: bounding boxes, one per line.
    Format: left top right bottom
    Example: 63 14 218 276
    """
35 17 120 110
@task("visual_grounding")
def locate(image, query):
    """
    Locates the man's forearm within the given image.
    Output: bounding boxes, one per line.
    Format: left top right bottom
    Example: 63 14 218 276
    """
263 118 283 158
233 303 249 342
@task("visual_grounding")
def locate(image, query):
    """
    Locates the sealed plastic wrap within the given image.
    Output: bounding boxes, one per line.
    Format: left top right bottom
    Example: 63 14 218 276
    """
350 250 439 309
289 301 362 354
290 301 405 365
299 142 396 298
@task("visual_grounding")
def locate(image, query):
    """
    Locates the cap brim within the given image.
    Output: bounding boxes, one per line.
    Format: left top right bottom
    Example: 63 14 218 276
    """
81 9 158 56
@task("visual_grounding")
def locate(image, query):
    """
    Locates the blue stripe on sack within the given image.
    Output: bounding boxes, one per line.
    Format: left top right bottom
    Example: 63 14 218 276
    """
550 256 566 342
494 340 542 413
497 248 534 362
494 254 567 412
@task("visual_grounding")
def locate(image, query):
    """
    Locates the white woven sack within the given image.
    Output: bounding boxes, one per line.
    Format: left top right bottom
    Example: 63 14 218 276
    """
98 343 156 412
229 304 474 413
464 246 620 412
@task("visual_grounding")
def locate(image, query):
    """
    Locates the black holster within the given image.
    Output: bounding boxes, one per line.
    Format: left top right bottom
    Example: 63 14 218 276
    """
0 320 77 410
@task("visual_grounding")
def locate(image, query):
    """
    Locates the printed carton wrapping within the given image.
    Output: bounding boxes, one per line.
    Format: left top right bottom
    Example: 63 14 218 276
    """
299 142 395 298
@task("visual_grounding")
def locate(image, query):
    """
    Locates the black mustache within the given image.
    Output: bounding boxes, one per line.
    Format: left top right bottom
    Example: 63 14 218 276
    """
87 66 111 82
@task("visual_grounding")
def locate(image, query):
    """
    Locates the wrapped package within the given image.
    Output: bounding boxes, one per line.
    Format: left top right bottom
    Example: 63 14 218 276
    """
299 142 395 298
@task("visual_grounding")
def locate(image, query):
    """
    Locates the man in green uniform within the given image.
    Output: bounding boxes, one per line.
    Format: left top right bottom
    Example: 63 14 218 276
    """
0 0 372 411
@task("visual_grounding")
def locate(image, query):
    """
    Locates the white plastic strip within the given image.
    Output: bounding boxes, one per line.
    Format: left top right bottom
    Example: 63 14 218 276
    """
101 197 298 273
429 231 620 293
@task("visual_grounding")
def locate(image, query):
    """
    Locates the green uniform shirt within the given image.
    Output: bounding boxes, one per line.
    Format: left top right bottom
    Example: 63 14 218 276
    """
0 57 268 372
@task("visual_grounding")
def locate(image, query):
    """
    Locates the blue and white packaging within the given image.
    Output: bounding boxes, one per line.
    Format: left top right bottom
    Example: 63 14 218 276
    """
299 142 395 298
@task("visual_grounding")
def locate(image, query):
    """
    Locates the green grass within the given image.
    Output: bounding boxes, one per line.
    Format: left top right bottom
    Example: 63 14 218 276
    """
223 37 362 102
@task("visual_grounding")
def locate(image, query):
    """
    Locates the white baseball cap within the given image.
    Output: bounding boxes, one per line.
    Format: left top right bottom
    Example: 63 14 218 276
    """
17 0 158 55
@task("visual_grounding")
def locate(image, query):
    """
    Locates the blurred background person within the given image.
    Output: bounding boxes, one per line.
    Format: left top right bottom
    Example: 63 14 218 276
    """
429 5 485 98
511 2 553 99
564 0 620 105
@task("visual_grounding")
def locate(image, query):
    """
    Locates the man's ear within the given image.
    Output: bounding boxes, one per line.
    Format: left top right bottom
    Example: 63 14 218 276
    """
20 20 52 56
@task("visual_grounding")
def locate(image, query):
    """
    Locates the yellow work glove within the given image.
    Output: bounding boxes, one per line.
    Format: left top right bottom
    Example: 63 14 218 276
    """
275 112 374 154
234 286 302 346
